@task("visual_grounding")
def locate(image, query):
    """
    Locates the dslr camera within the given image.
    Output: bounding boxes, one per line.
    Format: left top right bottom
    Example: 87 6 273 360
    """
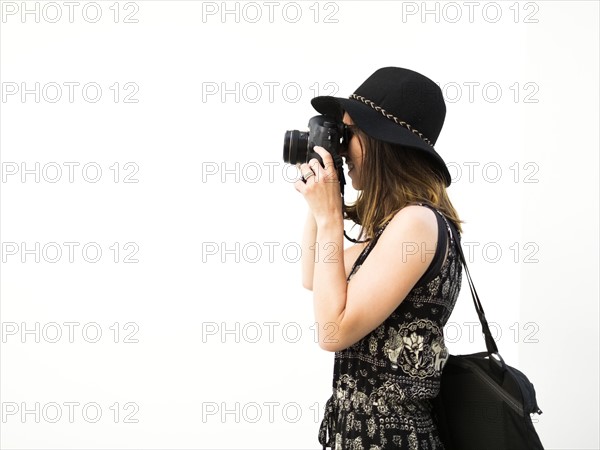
282 115 349 192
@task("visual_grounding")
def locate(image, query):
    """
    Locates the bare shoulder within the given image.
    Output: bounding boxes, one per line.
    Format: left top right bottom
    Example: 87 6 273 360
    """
343 206 438 280
385 204 438 236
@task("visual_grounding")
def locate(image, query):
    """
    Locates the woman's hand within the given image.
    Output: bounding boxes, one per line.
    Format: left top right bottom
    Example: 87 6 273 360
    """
294 146 343 228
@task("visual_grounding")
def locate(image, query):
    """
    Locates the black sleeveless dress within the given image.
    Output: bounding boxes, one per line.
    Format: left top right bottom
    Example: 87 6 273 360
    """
318 203 462 450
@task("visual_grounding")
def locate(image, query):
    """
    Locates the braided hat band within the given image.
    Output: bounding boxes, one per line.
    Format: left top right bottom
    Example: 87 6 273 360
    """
349 94 434 148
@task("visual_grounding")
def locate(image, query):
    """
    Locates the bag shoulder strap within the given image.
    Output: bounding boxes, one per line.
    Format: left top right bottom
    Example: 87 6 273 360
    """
416 203 500 355
413 207 451 288
446 214 499 355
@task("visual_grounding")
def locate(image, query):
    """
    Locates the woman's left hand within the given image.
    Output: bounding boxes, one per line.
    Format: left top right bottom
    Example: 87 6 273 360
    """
294 146 343 228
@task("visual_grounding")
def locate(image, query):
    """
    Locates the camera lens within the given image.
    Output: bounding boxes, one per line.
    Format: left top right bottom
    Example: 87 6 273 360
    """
283 130 309 164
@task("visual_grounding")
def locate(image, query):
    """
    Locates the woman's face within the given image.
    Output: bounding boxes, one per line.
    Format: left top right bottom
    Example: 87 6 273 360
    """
341 112 364 191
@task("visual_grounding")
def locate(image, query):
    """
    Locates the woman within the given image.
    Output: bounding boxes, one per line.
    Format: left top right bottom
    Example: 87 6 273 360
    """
294 67 464 450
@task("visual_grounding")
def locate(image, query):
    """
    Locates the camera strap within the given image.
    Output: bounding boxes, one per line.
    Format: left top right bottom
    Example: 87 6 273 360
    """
332 152 345 197
332 152 365 244
344 230 368 244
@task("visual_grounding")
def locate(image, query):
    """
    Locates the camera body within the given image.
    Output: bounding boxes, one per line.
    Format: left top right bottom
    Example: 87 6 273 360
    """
283 115 346 174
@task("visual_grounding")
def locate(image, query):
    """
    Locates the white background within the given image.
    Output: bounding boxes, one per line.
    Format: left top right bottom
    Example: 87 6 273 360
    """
0 1 598 449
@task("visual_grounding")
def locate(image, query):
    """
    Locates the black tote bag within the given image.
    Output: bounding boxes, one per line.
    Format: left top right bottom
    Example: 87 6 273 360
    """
432 220 545 450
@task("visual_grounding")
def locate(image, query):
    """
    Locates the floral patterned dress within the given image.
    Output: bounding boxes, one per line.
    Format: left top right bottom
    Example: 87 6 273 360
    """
318 203 462 450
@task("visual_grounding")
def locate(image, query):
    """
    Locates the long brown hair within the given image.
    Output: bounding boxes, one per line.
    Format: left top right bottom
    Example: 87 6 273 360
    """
344 128 464 241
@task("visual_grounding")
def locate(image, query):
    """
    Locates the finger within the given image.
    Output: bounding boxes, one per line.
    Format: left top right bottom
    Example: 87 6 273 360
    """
307 159 323 181
309 156 338 183
300 162 318 182
299 163 312 174
309 157 338 183
313 146 334 169
294 177 306 193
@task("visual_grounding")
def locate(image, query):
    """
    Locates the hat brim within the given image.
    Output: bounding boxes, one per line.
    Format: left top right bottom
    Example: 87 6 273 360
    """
311 96 452 187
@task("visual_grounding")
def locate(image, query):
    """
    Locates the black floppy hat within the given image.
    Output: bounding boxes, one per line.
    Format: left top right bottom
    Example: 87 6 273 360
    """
311 67 452 187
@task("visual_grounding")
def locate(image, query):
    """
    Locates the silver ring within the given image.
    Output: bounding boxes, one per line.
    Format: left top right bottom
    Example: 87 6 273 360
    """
302 171 315 182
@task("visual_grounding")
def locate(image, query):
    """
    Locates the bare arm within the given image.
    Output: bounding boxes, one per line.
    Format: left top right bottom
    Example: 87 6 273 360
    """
301 210 368 291
301 210 318 290
314 206 439 352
